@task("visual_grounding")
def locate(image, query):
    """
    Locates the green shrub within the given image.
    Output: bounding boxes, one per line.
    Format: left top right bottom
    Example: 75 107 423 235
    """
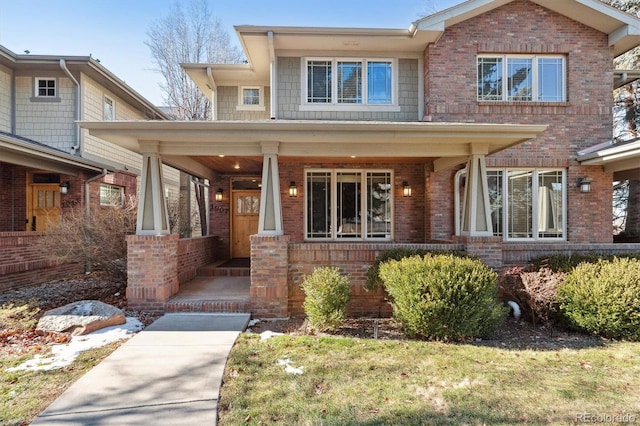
301 267 351 332
366 248 464 291
379 254 507 340
557 257 640 340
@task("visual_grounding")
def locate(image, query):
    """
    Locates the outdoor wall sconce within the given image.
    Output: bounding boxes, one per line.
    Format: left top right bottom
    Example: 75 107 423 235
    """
215 188 223 202
577 177 591 193
402 181 412 197
289 181 298 197
59 181 70 195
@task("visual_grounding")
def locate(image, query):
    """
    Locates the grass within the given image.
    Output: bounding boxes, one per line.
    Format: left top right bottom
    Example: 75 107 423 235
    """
1 342 121 426
219 333 640 425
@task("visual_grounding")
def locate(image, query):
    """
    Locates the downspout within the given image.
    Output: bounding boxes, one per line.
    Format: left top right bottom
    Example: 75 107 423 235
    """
59 59 81 155
85 169 108 217
206 66 217 121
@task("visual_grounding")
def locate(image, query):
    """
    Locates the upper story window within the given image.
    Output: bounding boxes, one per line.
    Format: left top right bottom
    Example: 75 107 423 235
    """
104 95 115 121
303 58 398 111
477 55 566 102
237 86 265 111
306 169 393 241
35 78 56 98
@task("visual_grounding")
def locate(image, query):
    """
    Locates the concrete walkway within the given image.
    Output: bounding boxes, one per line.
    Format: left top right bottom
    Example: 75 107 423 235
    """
31 313 250 425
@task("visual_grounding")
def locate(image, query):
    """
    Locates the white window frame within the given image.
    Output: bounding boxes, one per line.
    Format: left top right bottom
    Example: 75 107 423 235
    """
103 95 115 121
477 54 566 102
236 86 265 111
304 169 394 241
455 168 566 241
301 57 400 112
99 184 124 206
35 77 57 98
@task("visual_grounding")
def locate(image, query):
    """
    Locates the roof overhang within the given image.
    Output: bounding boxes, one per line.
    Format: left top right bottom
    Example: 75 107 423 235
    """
0 133 111 175
80 120 547 178
614 69 640 89
414 0 640 57
578 138 640 179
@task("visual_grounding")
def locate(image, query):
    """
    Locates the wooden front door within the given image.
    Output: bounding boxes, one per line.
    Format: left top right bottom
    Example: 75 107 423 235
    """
231 190 260 258
28 184 61 231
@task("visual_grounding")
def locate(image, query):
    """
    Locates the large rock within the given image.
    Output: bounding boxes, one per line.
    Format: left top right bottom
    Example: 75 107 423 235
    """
36 300 126 336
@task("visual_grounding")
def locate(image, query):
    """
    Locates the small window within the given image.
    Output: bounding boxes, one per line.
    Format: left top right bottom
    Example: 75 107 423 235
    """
35 78 56 98
99 184 124 206
237 86 265 111
104 96 115 120
477 55 566 102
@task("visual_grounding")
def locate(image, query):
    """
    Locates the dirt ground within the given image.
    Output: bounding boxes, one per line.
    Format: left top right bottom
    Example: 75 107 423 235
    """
1 273 605 355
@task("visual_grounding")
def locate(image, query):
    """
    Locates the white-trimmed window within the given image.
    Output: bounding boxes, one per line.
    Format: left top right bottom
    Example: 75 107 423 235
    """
302 58 398 111
477 55 566 102
99 184 124 206
237 86 265 111
305 169 393 240
455 168 566 240
35 78 56 98
104 95 115 121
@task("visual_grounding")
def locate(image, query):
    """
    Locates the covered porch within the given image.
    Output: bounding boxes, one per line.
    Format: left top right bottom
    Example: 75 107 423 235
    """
82 120 546 316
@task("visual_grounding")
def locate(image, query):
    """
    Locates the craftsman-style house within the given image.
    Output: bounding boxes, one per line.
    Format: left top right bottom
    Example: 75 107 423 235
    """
0 45 174 290
82 0 640 317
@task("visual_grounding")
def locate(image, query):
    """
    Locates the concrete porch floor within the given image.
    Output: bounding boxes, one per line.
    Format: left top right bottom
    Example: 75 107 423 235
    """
165 276 252 314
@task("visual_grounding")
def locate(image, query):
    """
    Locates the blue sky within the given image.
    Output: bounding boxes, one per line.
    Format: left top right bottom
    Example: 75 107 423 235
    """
0 0 459 105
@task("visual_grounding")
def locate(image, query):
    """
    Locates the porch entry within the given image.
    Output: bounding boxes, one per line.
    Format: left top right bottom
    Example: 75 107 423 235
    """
27 173 62 231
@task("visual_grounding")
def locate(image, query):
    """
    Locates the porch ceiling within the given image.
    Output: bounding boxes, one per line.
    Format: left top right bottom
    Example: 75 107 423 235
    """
80 120 548 178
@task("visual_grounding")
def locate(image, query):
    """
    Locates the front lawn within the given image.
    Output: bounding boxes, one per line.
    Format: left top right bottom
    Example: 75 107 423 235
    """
219 330 640 425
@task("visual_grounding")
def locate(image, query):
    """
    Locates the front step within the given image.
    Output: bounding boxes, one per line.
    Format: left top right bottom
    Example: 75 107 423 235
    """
198 263 250 277
165 299 251 314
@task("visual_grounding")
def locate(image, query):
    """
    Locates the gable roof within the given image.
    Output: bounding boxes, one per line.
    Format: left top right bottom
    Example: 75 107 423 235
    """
184 0 640 95
0 45 168 120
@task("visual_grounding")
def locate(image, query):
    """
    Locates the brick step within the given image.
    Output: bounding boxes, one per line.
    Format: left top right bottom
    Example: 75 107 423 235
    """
198 263 251 277
165 299 252 314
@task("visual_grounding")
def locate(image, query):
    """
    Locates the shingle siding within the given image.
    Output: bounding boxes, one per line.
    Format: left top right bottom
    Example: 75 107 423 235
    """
0 64 11 132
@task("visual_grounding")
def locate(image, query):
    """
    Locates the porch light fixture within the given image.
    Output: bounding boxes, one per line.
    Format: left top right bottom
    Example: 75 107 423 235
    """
402 181 412 197
215 188 223 202
59 181 70 195
577 177 591 193
289 181 298 197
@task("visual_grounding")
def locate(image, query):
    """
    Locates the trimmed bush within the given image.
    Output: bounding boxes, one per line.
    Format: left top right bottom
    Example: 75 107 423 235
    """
301 267 351 332
557 257 640 340
379 254 507 340
532 252 640 273
366 248 463 291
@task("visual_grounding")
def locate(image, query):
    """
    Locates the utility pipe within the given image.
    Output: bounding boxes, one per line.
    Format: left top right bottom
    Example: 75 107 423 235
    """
59 59 82 155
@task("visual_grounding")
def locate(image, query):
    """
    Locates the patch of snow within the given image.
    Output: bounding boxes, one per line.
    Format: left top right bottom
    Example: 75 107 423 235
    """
248 319 261 327
277 357 304 375
6 317 143 372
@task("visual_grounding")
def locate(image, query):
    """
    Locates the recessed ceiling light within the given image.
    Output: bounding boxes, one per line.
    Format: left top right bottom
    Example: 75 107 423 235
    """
350 155 357 158
234 163 240 169
218 154 225 158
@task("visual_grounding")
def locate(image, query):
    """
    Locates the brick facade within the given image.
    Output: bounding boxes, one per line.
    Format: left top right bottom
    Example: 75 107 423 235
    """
250 235 290 317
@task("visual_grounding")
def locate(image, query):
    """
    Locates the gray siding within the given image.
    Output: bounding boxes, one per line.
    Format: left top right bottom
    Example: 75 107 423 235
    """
0 64 11 132
277 57 419 121
216 86 271 120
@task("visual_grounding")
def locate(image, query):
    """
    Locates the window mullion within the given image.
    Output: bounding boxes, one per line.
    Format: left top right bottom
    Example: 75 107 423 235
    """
532 170 539 240
532 56 539 102
362 59 368 105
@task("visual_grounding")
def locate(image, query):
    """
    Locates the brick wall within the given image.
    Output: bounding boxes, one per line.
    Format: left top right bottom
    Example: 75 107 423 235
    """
251 234 289 317
209 175 231 259
424 0 614 244
0 164 27 232
176 236 218 284
287 242 463 317
0 231 83 292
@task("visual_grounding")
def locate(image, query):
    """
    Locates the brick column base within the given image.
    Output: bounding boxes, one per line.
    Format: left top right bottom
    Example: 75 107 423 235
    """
457 236 503 269
251 234 290 318
126 234 179 313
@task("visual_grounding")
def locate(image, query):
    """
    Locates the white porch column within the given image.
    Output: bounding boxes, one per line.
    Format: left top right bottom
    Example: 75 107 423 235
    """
258 142 283 235
461 152 493 236
137 141 170 235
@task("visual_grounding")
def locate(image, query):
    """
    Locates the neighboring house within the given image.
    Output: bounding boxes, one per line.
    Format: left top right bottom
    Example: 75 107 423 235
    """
0 45 176 291
82 0 640 317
